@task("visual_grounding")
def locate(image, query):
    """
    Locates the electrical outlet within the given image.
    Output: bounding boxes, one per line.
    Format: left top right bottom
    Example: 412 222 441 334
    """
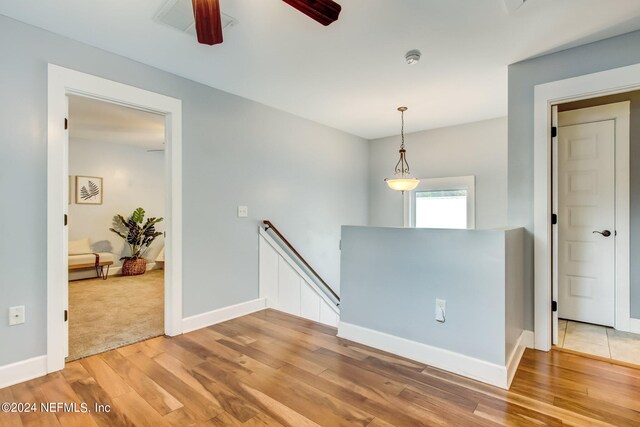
9 306 25 326
237 205 248 218
435 299 446 323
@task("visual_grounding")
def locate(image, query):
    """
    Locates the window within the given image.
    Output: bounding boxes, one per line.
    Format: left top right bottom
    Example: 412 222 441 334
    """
404 176 475 229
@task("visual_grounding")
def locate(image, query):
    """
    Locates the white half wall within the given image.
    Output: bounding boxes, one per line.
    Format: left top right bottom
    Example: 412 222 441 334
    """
368 117 508 229
339 225 527 388
338 322 528 389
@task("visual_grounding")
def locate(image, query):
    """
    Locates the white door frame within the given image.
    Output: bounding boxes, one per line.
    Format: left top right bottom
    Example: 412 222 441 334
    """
47 64 183 372
533 63 640 351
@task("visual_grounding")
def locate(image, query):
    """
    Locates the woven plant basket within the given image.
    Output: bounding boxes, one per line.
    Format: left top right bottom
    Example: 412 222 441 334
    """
122 258 146 276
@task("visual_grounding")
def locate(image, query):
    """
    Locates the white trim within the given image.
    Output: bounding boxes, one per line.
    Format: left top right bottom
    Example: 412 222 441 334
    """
338 322 527 389
521 330 535 349
182 298 267 333
259 228 340 313
551 105 559 346
629 318 640 334
403 175 476 229
533 63 640 351
68 262 160 280
0 356 48 389
615 103 631 332
47 64 183 373
506 332 528 389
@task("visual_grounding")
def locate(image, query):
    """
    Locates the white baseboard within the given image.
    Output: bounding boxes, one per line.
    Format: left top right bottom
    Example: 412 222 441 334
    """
70 262 160 280
0 355 48 389
1 299 266 389
108 262 160 277
182 298 266 333
629 318 640 334
521 330 535 349
506 331 528 389
338 322 529 389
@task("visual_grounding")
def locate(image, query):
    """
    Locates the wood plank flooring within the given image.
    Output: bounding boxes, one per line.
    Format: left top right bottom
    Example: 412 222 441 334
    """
2 309 640 426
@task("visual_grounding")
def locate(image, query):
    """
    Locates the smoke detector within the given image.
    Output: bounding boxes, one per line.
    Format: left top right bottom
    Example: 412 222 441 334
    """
405 50 421 65
156 0 237 36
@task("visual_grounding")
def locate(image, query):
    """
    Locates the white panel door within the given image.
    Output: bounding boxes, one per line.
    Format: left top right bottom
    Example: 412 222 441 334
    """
557 119 615 326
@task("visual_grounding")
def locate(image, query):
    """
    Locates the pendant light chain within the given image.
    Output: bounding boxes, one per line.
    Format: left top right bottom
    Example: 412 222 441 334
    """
400 108 405 150
384 106 420 192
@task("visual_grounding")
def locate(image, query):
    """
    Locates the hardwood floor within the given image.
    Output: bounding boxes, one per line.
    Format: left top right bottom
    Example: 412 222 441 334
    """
2 309 640 426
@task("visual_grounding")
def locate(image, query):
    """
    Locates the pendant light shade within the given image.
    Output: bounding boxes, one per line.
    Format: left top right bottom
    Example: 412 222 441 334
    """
385 106 419 192
385 177 420 192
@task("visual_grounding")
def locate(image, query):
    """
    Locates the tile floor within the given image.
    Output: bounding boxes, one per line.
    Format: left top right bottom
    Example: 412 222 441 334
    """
557 319 640 365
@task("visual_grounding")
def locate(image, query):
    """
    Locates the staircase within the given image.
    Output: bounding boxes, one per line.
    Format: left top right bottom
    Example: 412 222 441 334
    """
259 221 339 327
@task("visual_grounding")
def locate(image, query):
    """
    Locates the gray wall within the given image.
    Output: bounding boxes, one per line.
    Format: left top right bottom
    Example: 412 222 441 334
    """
340 226 524 365
0 16 368 366
508 30 640 330
69 139 165 274
558 93 640 318
368 117 507 229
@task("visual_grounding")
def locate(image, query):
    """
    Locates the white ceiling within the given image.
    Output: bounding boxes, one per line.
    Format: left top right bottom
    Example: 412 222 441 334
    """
3 0 640 139
68 95 165 150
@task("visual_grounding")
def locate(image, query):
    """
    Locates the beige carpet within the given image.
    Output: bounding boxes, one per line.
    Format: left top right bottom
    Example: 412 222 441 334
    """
68 269 164 361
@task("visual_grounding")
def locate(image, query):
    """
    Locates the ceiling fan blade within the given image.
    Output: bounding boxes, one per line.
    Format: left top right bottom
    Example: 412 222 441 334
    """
282 0 341 26
192 0 223 45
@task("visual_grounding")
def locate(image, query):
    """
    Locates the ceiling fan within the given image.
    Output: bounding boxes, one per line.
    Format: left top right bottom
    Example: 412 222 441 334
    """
191 0 342 45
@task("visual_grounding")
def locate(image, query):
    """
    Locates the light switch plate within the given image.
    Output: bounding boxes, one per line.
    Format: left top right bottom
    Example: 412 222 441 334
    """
237 205 248 218
435 299 446 323
9 305 25 326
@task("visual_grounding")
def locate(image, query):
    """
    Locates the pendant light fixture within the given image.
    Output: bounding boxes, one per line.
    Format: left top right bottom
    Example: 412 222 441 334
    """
385 106 419 192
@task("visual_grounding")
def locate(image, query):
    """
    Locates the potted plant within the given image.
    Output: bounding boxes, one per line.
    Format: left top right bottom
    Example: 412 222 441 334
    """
109 207 163 276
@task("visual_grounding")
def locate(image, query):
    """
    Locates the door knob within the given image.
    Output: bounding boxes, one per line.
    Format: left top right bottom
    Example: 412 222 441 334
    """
592 230 612 237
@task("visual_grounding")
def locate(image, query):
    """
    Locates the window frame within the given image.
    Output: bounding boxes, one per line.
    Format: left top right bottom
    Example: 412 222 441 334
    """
403 176 476 229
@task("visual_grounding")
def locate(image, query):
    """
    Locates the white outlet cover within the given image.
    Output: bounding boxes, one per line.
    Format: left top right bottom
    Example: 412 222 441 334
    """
9 305 25 326
237 205 248 218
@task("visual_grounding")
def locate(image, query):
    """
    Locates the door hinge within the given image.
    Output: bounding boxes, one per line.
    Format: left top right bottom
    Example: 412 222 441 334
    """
64 310 68 322
551 126 557 138
551 213 557 225
552 301 558 312
64 214 68 226
64 118 68 130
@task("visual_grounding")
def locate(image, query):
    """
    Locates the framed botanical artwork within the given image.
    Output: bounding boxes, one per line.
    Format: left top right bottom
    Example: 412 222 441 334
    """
75 176 103 205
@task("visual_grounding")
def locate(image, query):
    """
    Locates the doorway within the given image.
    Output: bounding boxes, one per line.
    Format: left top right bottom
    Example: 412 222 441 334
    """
66 95 167 360
47 65 183 373
532 62 640 353
551 96 640 364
